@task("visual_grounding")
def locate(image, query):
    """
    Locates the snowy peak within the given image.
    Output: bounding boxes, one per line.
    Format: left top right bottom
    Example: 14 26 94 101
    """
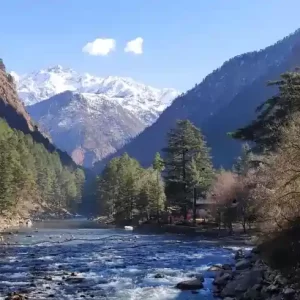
12 66 179 125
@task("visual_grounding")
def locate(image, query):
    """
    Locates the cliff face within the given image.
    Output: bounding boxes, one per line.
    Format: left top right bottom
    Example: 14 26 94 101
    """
0 64 33 130
0 60 74 166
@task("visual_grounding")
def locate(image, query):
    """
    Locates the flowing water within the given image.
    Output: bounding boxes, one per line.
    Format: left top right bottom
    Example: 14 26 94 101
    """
0 219 245 300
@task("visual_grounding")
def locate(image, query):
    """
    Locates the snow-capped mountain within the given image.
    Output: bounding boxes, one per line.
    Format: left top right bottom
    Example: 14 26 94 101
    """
27 91 145 167
14 65 179 125
14 65 179 167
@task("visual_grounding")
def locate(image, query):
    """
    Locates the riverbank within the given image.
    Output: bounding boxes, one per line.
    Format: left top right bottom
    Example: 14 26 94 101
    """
211 247 299 299
0 215 25 232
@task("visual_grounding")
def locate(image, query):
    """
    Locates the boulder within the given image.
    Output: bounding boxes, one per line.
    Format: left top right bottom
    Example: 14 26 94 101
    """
207 264 223 272
222 264 233 271
221 269 263 297
65 276 85 284
274 274 288 286
266 284 280 293
195 274 205 282
235 249 244 260
251 246 260 254
213 272 232 286
154 274 164 279
283 288 295 296
176 279 204 290
235 259 251 270
243 283 263 299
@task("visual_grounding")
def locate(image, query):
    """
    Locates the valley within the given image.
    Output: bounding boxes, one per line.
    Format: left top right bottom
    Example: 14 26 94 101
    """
1 3 300 299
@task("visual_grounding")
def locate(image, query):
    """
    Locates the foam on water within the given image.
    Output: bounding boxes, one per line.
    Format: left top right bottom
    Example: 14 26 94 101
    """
0 224 243 299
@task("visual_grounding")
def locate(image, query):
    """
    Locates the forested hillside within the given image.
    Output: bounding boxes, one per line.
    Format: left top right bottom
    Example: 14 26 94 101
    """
0 60 85 225
95 29 300 170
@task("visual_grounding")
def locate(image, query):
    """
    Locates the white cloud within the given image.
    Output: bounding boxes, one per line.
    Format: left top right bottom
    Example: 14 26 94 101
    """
82 38 116 56
124 37 143 54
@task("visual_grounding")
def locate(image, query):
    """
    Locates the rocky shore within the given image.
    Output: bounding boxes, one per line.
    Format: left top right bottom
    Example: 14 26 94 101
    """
212 248 298 299
175 246 299 299
0 216 28 233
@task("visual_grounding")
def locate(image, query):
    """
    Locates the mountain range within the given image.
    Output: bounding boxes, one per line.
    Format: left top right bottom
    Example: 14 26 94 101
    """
12 28 300 171
13 67 179 166
93 28 300 171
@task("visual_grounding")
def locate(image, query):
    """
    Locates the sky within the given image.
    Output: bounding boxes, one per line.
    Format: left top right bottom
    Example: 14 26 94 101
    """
1 1 300 91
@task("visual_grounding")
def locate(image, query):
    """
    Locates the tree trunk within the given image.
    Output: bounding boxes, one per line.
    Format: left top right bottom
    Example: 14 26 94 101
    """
182 206 188 221
242 212 247 233
242 220 246 233
182 150 187 220
193 187 197 226
156 171 160 223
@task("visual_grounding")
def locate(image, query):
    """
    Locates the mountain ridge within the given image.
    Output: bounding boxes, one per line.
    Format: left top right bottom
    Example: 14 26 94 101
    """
13 66 179 126
27 90 146 167
16 66 179 167
93 28 300 171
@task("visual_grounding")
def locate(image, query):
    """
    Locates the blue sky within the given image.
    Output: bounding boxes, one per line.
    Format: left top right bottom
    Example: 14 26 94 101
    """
1 1 300 91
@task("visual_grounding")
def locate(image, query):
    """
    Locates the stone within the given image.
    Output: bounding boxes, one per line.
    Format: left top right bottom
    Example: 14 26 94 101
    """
207 264 223 272
65 276 85 284
194 274 204 282
283 288 295 296
266 284 280 293
222 264 233 271
235 259 251 270
264 270 277 282
221 269 263 298
269 295 282 300
275 274 288 286
154 274 164 279
251 246 260 254
235 249 244 260
243 284 262 299
44 276 52 281
213 272 232 286
176 279 204 290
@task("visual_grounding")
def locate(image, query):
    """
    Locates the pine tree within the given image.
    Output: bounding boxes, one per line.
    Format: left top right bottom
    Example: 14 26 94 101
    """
231 70 300 151
0 118 85 217
233 143 253 176
163 120 213 219
152 152 165 221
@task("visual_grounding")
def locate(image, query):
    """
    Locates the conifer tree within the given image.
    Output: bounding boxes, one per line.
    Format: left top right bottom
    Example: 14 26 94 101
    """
232 70 300 151
152 152 165 221
163 120 213 219
0 118 85 216
233 143 253 176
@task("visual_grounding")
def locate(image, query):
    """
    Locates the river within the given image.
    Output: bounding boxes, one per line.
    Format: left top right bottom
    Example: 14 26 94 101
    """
0 219 248 300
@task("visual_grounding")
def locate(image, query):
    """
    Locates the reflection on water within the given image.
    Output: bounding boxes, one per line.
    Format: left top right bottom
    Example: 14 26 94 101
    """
0 219 237 300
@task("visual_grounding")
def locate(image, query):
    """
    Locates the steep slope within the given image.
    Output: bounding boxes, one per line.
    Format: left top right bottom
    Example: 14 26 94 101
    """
27 91 145 167
14 66 179 126
0 59 86 225
95 29 300 171
0 61 74 166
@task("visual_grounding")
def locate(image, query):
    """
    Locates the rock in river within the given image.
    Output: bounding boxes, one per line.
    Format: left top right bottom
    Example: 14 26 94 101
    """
176 279 204 290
